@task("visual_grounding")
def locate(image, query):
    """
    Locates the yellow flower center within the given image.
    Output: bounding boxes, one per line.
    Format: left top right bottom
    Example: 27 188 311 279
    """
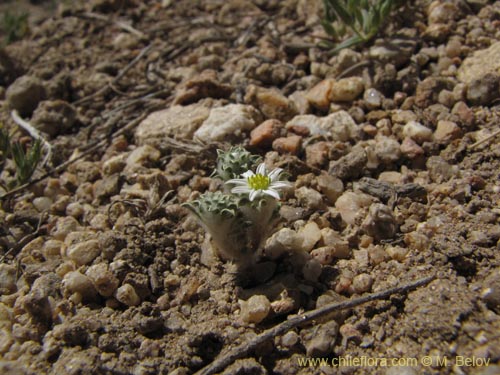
247 174 271 190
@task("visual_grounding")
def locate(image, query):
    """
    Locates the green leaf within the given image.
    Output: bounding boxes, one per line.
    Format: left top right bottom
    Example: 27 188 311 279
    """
327 34 365 55
328 0 354 26
321 20 339 39
11 139 42 185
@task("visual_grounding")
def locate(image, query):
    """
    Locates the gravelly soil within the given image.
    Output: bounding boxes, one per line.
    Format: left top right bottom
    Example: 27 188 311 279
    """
0 0 499 374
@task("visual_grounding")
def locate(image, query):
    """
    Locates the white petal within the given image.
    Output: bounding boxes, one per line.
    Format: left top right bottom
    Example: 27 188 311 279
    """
249 190 259 202
263 189 280 200
268 168 283 181
256 163 267 176
270 181 292 189
231 186 252 194
242 171 254 178
226 178 248 186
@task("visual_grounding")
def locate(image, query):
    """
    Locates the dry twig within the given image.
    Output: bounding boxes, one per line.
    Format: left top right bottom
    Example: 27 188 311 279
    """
80 11 147 39
469 127 500 150
195 275 435 375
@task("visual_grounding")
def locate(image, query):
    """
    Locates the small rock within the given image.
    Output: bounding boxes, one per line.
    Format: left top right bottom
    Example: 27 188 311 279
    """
350 273 373 294
428 2 460 24
403 121 433 144
305 321 338 357
102 154 126 175
426 156 458 183
194 104 262 142
50 216 81 241
392 110 418 124
400 137 425 159
124 145 160 173
363 88 384 109
330 77 364 102
173 70 232 105
296 222 322 252
6 75 46 116
62 271 98 302
335 191 373 226
0 264 17 295
457 41 500 85
320 228 350 258
361 203 397 241
249 119 283 147
245 84 297 121
115 283 141 307
86 264 119 297
33 196 53 212
264 228 302 259
386 246 408 261
289 90 310 114
272 135 302 155
295 186 323 210
302 258 322 282
305 141 330 168
135 104 210 145
286 111 358 141
281 331 299 347
306 78 334 111
222 358 267 375
433 120 462 144
451 101 474 129
311 246 348 264
66 239 101 266
329 146 367 180
239 295 271 324
317 173 344 204
373 136 401 165
415 77 453 108
423 23 451 43
466 73 500 106
31 100 77 137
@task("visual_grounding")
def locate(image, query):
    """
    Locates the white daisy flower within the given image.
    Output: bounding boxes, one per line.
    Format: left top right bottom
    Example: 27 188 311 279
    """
226 163 292 201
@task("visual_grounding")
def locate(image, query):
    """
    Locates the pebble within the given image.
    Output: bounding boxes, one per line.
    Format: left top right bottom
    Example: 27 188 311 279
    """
296 222 322 252
480 268 500 313
317 173 344 204
392 110 417 124
426 156 458 183
50 216 81 241
173 70 232 105
350 273 373 294
373 136 401 165
249 119 282 147
66 239 101 266
264 228 302 259
295 187 324 210
239 295 271 324
272 135 302 155
124 145 161 173
86 264 119 297
428 2 460 24
386 246 409 262
457 41 500 85
363 88 384 109
305 78 334 110
31 100 77 137
361 203 397 240
311 246 344 264
6 75 46 116
115 283 141 307
330 77 364 102
286 111 358 142
305 141 330 168
433 120 462 143
32 197 53 212
244 85 297 121
400 137 424 159
41 239 63 259
305 321 338 356
0 264 17 295
289 90 310 114
415 77 453 108
320 228 350 258
302 258 322 282
281 331 299 348
402 121 433 144
194 104 262 142
102 154 126 175
62 271 98 302
335 191 373 226
466 73 500 106
329 146 367 180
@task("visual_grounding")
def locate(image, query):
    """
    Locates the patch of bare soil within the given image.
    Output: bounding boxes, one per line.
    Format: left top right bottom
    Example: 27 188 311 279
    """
0 0 499 374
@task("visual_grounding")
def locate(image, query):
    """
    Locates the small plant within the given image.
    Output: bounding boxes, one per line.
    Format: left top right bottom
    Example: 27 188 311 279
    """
0 125 42 191
320 0 403 54
1 9 29 45
184 147 292 266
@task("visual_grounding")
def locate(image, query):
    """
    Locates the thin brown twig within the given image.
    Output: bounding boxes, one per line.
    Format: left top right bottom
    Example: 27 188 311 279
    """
469 127 500 150
194 275 435 375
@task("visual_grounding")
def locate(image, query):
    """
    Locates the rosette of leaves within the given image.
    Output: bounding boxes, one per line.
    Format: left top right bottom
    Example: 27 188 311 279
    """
320 0 403 55
215 146 261 182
